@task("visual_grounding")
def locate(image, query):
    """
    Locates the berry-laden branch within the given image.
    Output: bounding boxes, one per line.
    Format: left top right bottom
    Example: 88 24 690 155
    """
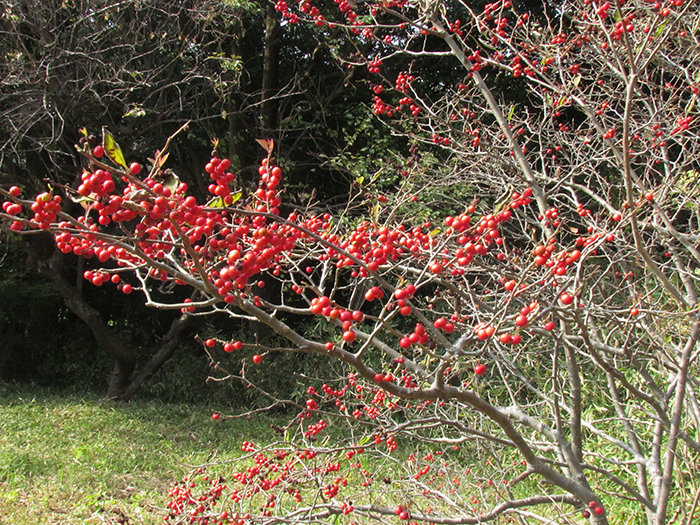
3 1 700 524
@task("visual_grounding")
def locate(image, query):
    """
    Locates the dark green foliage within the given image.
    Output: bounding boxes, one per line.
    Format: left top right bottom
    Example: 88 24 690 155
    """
0 238 108 388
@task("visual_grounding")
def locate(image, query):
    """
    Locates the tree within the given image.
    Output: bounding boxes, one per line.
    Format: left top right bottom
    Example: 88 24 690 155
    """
3 0 700 523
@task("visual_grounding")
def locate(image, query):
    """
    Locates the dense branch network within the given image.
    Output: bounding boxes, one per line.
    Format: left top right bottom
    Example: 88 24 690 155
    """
2 0 700 524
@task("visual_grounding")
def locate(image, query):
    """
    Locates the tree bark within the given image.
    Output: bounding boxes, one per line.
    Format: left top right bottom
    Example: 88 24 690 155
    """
117 313 191 401
35 244 137 398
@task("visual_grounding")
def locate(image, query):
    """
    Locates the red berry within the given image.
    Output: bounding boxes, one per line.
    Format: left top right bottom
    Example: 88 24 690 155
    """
93 145 104 158
205 338 216 348
429 262 443 274
474 364 487 375
252 354 263 364
342 330 356 343
560 292 574 305
211 413 220 420
9 186 21 197
374 373 384 383
129 162 142 175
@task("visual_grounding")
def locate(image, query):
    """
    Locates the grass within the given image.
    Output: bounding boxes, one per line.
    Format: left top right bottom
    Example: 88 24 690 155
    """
0 386 279 525
0 385 651 525
0 386 543 525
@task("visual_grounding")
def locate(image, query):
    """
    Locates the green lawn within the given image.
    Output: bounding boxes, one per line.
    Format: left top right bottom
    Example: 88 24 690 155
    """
0 387 630 525
0 388 275 524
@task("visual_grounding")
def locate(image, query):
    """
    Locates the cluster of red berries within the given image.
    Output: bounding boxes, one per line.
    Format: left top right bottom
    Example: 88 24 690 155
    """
367 58 382 73
254 159 282 214
205 157 236 204
2 186 24 231
78 169 115 198
164 469 228 525
394 504 411 520
432 133 451 145
399 323 428 350
304 419 327 437
582 500 605 518
274 0 299 23
25 192 63 230
372 96 396 116
509 188 533 209
333 0 357 23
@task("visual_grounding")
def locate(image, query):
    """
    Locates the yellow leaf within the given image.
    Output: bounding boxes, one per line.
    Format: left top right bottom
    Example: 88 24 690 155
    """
102 127 127 168
229 190 242 204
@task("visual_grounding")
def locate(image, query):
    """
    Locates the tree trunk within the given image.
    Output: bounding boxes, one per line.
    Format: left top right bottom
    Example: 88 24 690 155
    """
117 313 191 401
25 235 189 400
260 4 280 135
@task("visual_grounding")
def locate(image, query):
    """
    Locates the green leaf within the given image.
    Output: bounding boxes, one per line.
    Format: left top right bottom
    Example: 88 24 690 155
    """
507 105 516 122
206 196 224 208
156 169 180 193
67 192 96 210
655 21 666 39
102 127 127 168
229 190 242 204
